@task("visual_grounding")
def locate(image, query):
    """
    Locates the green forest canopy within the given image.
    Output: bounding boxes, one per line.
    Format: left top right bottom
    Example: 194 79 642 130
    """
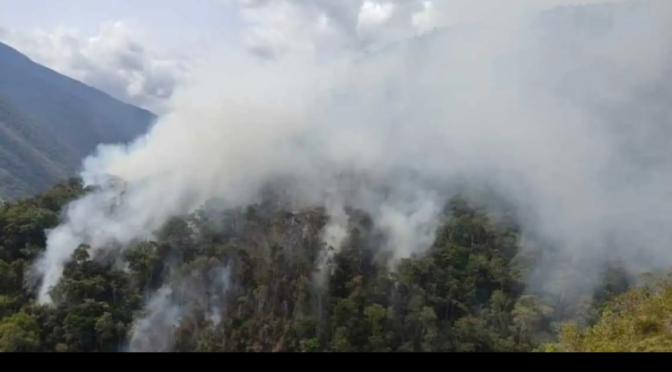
0 178 669 352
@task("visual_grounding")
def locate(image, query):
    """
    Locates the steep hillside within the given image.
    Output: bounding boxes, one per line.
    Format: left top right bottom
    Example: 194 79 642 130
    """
1 2 671 352
546 273 672 352
0 42 155 200
0 178 643 352
0 179 573 351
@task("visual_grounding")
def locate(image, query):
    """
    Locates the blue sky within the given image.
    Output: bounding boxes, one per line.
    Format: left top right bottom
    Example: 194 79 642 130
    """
0 0 245 49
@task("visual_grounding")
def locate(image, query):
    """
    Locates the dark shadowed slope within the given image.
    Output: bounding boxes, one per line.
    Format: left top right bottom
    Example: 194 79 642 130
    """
0 42 156 200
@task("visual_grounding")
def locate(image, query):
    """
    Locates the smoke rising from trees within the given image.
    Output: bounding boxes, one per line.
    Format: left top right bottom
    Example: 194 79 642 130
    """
31 0 672 328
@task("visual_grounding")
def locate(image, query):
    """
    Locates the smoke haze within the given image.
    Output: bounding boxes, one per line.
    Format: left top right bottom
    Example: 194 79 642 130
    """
31 0 672 326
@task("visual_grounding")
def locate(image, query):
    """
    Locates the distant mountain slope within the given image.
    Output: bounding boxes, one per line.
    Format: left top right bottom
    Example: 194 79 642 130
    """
0 42 155 200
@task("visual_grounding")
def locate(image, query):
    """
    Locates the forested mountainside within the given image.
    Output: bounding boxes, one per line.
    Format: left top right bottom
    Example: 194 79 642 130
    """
1 179 669 352
0 42 155 200
548 273 672 352
2 1 672 352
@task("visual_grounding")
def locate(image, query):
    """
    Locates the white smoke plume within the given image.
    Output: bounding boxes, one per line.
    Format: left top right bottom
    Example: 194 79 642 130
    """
127 263 231 352
127 286 180 352
32 0 672 310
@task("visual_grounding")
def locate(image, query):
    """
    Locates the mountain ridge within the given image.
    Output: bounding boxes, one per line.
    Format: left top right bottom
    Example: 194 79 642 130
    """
0 41 156 200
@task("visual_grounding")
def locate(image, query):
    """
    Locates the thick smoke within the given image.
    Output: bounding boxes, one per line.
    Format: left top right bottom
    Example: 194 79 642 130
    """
32 0 672 313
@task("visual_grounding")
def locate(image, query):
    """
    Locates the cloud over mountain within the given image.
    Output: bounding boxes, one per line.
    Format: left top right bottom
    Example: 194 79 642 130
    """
0 21 189 114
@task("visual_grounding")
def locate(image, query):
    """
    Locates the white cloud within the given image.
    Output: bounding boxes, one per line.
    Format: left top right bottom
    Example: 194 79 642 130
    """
229 0 628 59
231 0 427 58
0 0 625 112
0 21 190 114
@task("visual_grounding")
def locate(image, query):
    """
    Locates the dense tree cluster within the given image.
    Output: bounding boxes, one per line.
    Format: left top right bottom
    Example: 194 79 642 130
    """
0 179 667 352
546 273 672 352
